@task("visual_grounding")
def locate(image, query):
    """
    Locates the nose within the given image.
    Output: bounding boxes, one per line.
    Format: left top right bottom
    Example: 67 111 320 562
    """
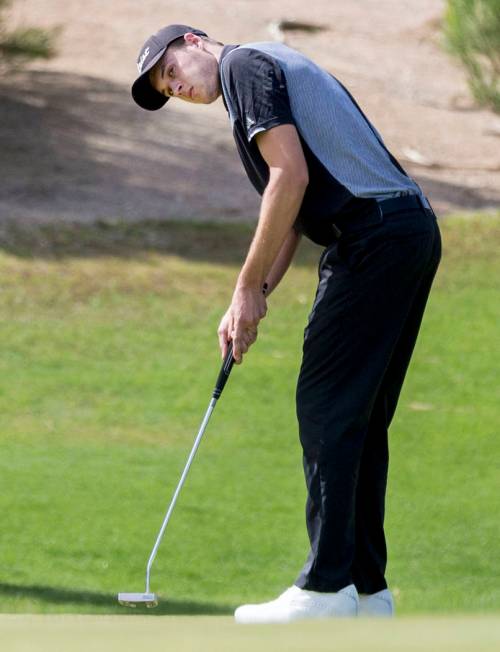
171 80 184 97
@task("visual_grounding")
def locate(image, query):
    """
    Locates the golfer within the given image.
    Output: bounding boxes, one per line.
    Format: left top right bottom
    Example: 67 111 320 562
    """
132 24 441 623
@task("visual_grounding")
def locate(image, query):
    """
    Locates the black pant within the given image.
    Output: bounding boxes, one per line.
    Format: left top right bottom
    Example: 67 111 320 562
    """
295 200 441 594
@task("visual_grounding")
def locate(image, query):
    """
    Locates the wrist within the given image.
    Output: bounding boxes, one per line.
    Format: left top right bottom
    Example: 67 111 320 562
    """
235 274 263 293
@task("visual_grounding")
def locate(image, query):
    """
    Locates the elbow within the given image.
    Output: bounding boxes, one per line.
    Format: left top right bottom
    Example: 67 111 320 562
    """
294 169 309 191
288 162 309 190
289 171 309 200
270 165 309 194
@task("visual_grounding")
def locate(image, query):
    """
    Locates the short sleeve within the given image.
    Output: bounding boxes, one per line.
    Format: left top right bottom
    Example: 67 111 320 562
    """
221 48 294 142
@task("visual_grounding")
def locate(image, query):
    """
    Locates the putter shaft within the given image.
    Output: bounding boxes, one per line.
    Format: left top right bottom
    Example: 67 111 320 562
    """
143 343 235 595
145 396 217 594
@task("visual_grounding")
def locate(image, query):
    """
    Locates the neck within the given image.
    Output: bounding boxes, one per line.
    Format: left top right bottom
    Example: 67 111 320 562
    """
204 41 225 63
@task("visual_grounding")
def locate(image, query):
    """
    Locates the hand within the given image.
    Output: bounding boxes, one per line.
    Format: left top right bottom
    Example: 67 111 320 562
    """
217 308 234 360
217 302 260 363
217 286 267 364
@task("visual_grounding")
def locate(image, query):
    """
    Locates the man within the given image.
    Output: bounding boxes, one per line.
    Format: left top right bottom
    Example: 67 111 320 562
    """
132 24 442 624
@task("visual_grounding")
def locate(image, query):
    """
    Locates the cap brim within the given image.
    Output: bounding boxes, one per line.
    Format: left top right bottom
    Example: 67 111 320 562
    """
131 48 168 111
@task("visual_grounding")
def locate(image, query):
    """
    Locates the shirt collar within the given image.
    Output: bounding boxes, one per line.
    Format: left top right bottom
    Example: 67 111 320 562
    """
219 44 239 112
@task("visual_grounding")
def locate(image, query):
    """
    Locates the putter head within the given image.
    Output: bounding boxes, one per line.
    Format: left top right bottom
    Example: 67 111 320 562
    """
118 592 158 608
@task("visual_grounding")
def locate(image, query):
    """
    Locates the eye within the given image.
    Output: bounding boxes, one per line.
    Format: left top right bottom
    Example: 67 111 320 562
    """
168 66 175 78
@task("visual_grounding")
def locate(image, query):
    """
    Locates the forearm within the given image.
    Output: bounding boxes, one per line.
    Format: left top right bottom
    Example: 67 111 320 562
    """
264 228 302 297
237 170 307 292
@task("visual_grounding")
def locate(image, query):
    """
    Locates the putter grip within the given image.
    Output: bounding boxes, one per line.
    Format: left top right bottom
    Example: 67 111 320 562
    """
212 341 235 399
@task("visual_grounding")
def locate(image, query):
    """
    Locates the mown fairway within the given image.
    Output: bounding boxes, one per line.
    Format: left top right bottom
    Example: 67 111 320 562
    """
0 214 498 619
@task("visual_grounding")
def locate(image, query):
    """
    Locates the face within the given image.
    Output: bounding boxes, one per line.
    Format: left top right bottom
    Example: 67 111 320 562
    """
149 34 221 104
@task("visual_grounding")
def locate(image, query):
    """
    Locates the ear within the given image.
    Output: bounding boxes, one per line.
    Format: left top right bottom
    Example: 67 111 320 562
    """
183 32 202 48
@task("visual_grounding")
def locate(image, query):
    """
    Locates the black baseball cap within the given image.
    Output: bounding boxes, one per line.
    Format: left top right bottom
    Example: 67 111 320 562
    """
132 24 208 111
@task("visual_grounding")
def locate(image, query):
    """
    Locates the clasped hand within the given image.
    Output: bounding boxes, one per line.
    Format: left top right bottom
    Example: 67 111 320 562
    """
218 286 267 364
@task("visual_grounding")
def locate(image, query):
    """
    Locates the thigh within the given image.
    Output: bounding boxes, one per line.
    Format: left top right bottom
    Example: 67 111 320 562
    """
370 216 442 426
297 209 439 431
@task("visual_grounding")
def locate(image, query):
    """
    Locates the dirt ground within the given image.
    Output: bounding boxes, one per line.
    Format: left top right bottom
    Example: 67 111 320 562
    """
1 0 499 224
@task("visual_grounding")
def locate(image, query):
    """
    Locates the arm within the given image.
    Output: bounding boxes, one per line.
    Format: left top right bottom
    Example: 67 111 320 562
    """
218 124 308 363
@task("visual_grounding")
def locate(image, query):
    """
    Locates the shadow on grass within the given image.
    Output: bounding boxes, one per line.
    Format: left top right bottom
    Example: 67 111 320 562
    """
0 219 323 267
0 582 233 615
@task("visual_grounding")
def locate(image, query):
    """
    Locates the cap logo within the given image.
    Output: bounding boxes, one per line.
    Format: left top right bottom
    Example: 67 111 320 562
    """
137 47 150 73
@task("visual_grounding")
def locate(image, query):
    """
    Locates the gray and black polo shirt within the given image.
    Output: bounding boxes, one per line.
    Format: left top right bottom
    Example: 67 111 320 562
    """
219 42 425 245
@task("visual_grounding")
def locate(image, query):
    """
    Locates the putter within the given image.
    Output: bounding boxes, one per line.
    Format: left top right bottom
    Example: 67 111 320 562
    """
118 342 235 608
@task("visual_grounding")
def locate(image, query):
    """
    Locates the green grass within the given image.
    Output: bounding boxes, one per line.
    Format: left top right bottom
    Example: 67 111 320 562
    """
2 615 500 652
0 214 498 616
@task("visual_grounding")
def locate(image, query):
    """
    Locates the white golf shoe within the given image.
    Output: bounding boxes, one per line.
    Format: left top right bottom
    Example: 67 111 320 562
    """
358 589 394 616
234 584 359 624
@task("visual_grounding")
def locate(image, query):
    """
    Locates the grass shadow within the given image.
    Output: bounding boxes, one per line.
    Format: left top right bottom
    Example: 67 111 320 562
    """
0 582 233 615
0 218 323 267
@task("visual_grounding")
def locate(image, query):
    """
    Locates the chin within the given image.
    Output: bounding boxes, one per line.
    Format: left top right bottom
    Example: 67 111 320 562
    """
206 89 221 104
196 93 212 105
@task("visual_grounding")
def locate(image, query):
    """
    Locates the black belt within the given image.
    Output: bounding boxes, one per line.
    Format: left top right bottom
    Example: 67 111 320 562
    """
330 194 433 239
